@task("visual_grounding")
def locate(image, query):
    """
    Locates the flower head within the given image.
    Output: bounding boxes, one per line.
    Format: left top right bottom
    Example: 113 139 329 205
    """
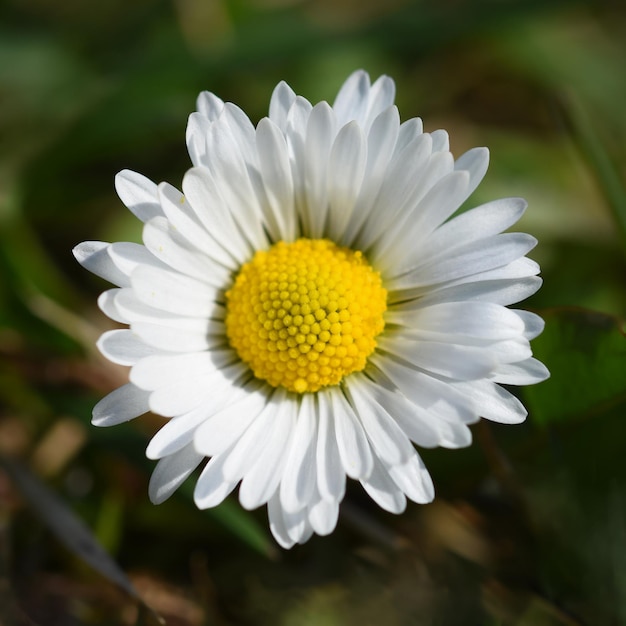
74 70 548 548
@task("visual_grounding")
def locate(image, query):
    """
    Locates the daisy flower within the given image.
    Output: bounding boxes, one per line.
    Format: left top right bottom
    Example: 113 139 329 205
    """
74 70 548 548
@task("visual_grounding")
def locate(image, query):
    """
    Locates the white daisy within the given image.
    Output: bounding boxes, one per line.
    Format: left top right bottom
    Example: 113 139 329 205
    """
74 70 548 548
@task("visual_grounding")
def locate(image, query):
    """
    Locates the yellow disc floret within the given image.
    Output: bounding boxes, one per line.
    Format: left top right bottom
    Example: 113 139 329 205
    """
225 238 387 394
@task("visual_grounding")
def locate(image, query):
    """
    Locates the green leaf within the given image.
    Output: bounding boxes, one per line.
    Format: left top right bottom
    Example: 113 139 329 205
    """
0 455 165 624
524 308 626 425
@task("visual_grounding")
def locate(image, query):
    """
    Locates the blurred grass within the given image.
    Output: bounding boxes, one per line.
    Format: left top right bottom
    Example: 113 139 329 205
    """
1 0 626 624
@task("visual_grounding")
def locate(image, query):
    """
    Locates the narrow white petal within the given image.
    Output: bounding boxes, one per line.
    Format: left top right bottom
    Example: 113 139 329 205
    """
341 105 400 246
149 376 214 418
130 350 235 390
386 452 435 504
331 389 374 480
186 112 211 168
345 377 414 466
325 121 367 241
360 455 407 514
350 374 440 448
303 102 335 237
410 276 542 308
256 118 297 241
453 380 528 424
148 442 204 504
332 69 369 127
107 242 164 277
97 329 159 366
454 146 489 199
417 197 528 261
194 384 268 457
72 242 129 287
196 90 224 121
362 75 396 131
239 395 297 510
142 216 231 287
269 80 297 131
182 167 253 267
492 358 550 385
131 265 219 318
114 170 164 223
92 383 150 426
97 288 130 323
194 452 238 509
316 392 346 502
205 117 269 252
430 129 449 152
377 335 497 381
308 495 340 536
221 390 286 483
280 395 318 513
388 233 538 290
268 490 296 549
513 310 545 340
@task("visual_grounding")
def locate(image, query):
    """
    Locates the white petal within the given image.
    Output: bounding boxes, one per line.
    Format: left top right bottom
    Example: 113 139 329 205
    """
360 455 407 514
369 354 477 426
430 129 449 152
269 80 297 131
196 90 224 121
92 383 150 426
73 242 129 287
97 288 130 323
410 276 542 308
453 380 528 424
454 146 489 199
303 102 335 237
221 389 286 483
332 69 370 127
341 105 400 247
377 335 497 381
388 233 538 290
239 394 297 510
114 170 164 223
142 216 231 287
417 197 528 261
130 350 235 390
182 167 253 267
316 391 346 502
194 452 238 509
149 376 216 417
148 442 204 504
108 242 164 277
267 490 296 549
349 374 440 448
325 121 367 241
492 358 550 385
97 329 159 366
194 383 268 457
186 112 212 168
362 74 396 131
331 389 373 480
256 118 297 241
386 452 434 504
345 377 414 466
387 302 525 340
376 169 470 274
131 265 219 318
205 116 269 252
513 310 545 340
279 395 318 513
308 495 340 536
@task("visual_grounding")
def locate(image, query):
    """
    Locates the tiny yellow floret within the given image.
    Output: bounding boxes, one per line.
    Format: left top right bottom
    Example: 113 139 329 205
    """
225 239 387 393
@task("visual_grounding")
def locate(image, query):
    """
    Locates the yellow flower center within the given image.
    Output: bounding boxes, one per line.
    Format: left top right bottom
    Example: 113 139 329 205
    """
225 238 387 394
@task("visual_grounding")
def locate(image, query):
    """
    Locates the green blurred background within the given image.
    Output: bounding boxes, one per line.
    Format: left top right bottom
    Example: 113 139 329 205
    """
1 0 626 624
